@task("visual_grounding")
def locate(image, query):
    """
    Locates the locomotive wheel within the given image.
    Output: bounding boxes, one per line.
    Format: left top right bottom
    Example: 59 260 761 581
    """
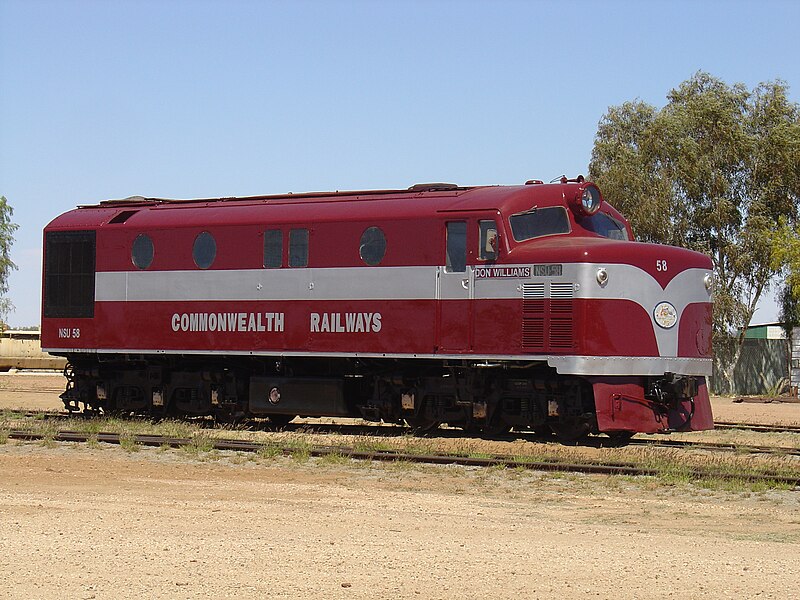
549 419 590 444
481 416 512 437
405 416 441 435
268 414 295 428
603 431 634 447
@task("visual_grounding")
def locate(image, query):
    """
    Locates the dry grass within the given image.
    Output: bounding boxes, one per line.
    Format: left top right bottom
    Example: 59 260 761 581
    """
2 415 798 492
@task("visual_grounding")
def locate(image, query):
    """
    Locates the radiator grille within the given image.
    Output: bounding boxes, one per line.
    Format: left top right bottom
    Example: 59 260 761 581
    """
550 282 574 299
522 299 545 350
522 283 545 299
522 282 575 352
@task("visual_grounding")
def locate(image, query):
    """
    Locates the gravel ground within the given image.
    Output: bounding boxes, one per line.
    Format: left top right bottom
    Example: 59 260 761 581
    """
1 372 800 599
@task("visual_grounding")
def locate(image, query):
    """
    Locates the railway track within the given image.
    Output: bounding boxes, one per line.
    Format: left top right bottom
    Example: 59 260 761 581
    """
7 409 800 434
4 410 800 456
713 421 800 434
4 428 799 487
627 437 800 457
0 386 66 395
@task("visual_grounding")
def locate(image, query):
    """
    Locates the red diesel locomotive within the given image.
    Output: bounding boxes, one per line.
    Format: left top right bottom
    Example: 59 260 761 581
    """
41 178 714 441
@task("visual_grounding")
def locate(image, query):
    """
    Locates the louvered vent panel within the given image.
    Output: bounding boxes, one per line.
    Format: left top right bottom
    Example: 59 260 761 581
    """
521 282 575 352
522 283 545 299
549 300 574 350
550 282 574 299
522 287 545 350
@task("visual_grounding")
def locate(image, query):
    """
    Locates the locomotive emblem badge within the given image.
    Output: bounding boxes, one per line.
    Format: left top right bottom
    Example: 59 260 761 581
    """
653 302 678 329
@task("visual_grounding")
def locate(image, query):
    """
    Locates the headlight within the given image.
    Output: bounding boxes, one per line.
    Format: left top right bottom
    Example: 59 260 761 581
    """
704 273 713 293
596 268 608 286
580 185 602 215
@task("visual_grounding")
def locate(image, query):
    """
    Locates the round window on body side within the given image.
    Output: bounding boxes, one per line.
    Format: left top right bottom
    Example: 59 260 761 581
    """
359 226 386 266
193 231 217 269
132 234 154 269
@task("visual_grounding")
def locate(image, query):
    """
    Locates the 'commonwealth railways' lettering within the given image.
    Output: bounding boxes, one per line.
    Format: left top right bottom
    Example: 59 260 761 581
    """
171 312 284 333
311 312 382 333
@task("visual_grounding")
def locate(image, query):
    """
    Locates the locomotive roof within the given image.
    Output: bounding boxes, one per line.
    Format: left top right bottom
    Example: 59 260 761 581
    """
47 180 626 231
80 182 575 213
89 183 474 207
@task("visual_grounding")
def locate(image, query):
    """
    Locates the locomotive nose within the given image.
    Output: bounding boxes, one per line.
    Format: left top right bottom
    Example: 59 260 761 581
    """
582 240 713 290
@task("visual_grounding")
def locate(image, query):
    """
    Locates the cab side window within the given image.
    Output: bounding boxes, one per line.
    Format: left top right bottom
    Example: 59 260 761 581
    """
478 220 498 261
446 221 467 273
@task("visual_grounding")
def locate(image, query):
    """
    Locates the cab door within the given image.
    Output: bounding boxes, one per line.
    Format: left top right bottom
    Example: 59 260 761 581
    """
437 220 473 352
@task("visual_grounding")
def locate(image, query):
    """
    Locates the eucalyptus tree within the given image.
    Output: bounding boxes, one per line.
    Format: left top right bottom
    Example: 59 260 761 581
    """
589 72 800 391
0 196 19 325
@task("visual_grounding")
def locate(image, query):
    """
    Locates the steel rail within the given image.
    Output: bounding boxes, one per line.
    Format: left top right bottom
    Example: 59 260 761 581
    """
7 409 800 435
713 421 800 434
628 438 800 457
4 411 800 456
4 429 799 487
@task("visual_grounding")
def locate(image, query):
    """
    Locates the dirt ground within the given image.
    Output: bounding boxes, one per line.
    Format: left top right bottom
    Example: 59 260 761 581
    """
1 372 800 599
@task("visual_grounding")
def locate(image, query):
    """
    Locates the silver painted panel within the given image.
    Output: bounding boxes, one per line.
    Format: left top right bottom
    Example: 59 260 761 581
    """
96 266 438 302
43 346 712 377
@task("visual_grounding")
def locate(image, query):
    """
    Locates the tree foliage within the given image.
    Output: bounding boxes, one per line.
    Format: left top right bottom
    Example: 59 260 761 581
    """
589 72 800 391
0 196 19 324
772 219 800 334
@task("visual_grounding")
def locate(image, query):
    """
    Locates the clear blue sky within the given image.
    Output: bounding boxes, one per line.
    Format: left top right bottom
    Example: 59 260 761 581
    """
1 0 797 327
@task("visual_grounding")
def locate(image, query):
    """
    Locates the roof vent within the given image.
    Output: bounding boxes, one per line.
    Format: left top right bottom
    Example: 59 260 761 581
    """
108 210 138 224
408 183 459 192
551 175 585 184
99 195 150 206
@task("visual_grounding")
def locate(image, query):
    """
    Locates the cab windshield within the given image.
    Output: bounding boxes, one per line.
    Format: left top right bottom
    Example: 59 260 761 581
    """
509 206 570 242
579 212 630 240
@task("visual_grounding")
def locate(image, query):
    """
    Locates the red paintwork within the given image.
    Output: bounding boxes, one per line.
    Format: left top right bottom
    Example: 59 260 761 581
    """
579 299 659 356
43 297 704 360
507 236 710 289
591 376 712 433
46 184 643 272
678 303 713 358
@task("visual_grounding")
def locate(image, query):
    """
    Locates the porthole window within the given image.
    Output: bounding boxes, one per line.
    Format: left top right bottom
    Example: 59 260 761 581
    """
193 231 216 269
359 226 386 266
131 234 154 269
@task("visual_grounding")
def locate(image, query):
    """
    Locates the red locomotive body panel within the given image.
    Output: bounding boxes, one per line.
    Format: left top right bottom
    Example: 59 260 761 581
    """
42 180 714 437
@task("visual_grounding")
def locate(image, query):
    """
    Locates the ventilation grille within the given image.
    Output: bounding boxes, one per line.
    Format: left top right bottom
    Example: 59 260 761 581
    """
550 282 574 299
44 230 96 319
522 283 545 299
109 210 138 224
522 282 574 352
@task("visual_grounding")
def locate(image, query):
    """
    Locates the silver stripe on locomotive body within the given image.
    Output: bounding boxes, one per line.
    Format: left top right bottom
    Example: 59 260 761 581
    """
95 266 438 302
42 347 713 377
96 263 709 304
